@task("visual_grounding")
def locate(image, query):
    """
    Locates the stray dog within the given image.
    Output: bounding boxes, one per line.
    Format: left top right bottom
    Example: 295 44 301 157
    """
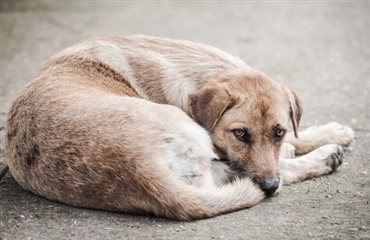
5 35 354 220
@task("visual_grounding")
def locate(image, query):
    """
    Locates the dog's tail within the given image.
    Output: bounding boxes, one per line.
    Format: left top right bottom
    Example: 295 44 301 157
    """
196 178 265 218
148 172 265 220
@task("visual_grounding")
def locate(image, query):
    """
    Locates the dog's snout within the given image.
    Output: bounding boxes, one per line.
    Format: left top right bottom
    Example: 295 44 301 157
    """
257 178 280 196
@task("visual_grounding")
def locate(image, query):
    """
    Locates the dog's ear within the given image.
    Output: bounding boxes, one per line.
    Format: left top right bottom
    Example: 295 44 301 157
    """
285 87 303 138
189 84 236 132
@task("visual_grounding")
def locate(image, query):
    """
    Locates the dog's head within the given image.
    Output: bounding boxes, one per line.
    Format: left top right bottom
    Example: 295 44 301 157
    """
189 70 302 195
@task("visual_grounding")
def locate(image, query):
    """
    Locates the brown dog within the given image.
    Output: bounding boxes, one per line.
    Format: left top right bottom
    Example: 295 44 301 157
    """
5 35 354 220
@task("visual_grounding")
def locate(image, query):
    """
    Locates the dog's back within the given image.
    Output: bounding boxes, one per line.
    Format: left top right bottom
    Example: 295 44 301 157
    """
38 35 248 109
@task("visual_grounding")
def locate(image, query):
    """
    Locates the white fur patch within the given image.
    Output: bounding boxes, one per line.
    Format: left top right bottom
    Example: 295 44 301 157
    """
162 120 218 188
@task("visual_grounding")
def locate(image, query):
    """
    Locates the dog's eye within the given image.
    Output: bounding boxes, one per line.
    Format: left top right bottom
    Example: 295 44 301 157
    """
232 129 251 143
234 129 244 137
274 128 286 140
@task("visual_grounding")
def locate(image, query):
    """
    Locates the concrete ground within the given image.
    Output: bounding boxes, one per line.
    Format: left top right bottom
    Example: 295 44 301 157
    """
0 1 369 239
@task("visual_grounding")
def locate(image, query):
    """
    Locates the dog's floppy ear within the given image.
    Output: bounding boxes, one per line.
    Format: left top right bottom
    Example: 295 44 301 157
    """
285 87 303 138
189 84 236 132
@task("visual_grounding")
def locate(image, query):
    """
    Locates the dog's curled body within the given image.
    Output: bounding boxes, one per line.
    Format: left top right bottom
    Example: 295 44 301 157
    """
5 35 355 220
5 36 266 220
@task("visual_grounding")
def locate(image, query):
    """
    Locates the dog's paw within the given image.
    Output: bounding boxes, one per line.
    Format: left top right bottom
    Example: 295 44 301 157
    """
328 145 344 173
280 144 345 184
314 144 344 174
323 122 355 147
306 122 355 148
279 143 296 159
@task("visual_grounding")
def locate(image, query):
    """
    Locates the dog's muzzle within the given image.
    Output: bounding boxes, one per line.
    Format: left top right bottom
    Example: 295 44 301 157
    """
254 178 280 196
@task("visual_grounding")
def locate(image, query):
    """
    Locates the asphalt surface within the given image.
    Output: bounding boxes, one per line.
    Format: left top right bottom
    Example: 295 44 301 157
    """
0 1 369 240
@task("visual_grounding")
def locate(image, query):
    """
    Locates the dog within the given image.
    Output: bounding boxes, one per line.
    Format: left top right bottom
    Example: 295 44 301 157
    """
5 35 355 220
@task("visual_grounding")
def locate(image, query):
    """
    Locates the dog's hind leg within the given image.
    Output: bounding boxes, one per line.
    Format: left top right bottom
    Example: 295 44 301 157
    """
279 144 344 185
284 122 355 155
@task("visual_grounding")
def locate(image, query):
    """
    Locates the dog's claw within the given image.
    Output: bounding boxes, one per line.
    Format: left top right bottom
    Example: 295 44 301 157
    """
329 149 344 173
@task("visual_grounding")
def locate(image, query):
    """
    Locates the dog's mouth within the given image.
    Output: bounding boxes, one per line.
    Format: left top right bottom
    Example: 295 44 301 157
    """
213 146 280 196
217 157 250 180
217 157 280 196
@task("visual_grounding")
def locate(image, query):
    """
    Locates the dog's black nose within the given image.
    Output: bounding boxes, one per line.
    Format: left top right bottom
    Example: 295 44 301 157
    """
258 179 280 196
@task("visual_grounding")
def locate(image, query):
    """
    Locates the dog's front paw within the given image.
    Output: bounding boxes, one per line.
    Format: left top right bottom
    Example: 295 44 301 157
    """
315 144 344 174
325 122 355 147
328 145 344 173
311 122 355 148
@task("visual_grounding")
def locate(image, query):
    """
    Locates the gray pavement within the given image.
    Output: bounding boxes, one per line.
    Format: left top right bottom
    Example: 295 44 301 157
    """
0 1 369 239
